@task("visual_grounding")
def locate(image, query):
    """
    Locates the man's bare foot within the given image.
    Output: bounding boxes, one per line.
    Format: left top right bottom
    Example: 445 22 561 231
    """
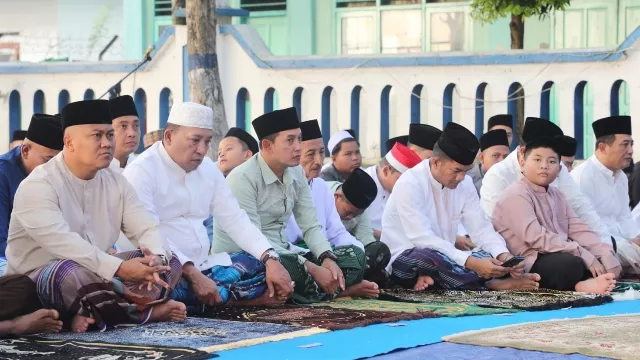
149 300 187 323
413 275 435 291
71 315 96 333
487 273 541 290
338 281 379 298
230 291 286 307
9 309 63 335
575 273 616 294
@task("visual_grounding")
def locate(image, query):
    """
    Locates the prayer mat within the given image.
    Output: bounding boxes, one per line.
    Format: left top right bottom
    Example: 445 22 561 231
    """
379 289 612 311
201 304 438 330
39 317 327 353
0 337 213 359
309 297 520 317
614 281 640 292
444 314 640 360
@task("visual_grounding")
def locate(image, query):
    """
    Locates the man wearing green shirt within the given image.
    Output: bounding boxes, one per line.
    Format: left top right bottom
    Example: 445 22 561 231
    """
213 107 366 304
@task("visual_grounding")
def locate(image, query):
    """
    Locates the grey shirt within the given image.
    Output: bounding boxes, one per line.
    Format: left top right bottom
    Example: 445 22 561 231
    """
320 164 349 183
467 163 485 196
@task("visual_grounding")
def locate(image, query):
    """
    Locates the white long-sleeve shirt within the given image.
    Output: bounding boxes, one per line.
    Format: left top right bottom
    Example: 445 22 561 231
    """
382 160 509 272
363 165 389 231
5 153 171 280
571 156 640 241
481 147 612 245
286 178 361 249
109 153 136 173
109 153 138 252
123 142 272 271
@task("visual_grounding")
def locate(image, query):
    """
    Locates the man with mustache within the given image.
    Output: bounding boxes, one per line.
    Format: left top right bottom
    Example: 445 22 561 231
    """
124 102 292 311
214 108 366 304
571 116 640 276
382 123 540 291
5 100 186 333
285 120 379 297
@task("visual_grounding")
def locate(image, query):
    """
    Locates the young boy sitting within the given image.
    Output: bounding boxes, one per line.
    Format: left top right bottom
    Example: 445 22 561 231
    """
491 137 621 294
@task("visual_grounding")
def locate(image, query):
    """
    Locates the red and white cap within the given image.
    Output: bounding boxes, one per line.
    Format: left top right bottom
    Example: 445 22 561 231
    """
385 142 422 173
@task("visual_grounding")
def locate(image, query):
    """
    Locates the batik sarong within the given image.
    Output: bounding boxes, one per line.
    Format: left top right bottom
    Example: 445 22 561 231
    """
29 250 182 331
279 245 366 304
172 251 267 314
390 248 491 290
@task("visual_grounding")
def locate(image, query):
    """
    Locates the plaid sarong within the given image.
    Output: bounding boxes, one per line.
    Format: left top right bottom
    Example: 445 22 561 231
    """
30 250 182 331
172 251 267 313
391 248 491 290
279 245 366 304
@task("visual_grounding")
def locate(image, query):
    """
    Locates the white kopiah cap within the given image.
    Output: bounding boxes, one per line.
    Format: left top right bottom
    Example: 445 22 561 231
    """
167 102 213 129
327 130 354 154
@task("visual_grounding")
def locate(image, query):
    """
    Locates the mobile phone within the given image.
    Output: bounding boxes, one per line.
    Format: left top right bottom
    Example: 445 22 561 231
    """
501 256 525 267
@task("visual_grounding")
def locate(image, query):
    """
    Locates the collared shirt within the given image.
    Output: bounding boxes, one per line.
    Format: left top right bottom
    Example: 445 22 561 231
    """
5 153 171 279
285 178 361 249
571 156 640 241
492 176 619 273
212 154 331 261
0 146 27 256
328 181 375 247
382 160 509 272
109 153 137 173
363 165 389 231
466 163 485 196
481 147 612 245
123 142 272 271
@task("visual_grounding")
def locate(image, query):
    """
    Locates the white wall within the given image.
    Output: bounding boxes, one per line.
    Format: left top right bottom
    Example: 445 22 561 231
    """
1 24 639 161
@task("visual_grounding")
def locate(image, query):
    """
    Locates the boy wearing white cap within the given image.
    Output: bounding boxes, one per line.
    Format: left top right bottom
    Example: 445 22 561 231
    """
320 130 362 182
124 102 293 311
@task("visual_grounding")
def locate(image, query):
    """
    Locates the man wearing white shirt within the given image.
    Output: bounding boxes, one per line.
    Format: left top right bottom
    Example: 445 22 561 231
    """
123 102 293 311
481 118 612 247
382 122 540 291
364 142 423 241
285 120 378 297
108 96 139 173
571 116 640 275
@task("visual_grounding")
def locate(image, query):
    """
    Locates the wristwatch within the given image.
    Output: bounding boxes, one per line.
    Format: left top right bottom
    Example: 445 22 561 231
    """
318 250 338 263
261 249 280 264
157 254 169 266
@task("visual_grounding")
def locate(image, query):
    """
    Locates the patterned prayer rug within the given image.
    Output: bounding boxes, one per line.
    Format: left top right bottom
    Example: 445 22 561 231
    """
444 314 640 359
309 297 520 317
38 317 327 353
614 281 640 293
201 304 438 330
0 337 213 359
379 289 612 311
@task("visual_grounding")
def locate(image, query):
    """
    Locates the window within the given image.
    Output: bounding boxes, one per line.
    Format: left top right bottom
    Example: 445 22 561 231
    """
430 11 465 51
381 10 422 53
341 15 375 54
337 0 376 8
154 0 172 17
240 0 287 11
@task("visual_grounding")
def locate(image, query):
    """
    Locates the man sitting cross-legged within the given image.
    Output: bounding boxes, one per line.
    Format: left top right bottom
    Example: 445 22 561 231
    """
285 119 379 297
5 100 186 333
213 108 367 304
124 103 293 312
382 122 541 291
492 137 620 293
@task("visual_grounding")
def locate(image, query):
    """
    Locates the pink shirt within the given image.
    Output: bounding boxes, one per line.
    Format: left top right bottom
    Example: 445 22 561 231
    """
492 176 619 273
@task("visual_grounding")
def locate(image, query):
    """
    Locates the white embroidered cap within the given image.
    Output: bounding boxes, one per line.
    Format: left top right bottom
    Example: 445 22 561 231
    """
327 130 354 154
167 102 213 129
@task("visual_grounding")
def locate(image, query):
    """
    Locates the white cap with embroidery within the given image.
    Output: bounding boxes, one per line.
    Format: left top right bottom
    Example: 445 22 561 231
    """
167 102 213 129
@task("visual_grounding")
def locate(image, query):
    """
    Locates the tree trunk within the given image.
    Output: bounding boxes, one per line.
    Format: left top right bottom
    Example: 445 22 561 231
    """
172 0 186 26
186 0 228 158
510 14 525 144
